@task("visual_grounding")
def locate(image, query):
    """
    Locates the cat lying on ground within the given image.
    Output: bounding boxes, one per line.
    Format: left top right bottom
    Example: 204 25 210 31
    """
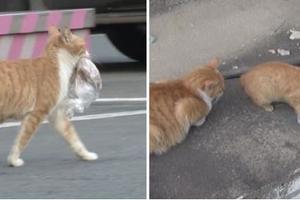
150 58 225 154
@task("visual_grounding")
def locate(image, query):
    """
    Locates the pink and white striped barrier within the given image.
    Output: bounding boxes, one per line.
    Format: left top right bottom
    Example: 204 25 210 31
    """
0 8 95 60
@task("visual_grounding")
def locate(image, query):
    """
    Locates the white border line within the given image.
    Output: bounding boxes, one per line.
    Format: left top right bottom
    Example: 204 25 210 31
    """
72 110 146 122
146 0 150 198
95 97 146 102
0 110 146 129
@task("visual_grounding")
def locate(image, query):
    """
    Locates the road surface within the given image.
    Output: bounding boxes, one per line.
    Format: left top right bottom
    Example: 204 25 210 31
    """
150 0 300 198
150 78 300 198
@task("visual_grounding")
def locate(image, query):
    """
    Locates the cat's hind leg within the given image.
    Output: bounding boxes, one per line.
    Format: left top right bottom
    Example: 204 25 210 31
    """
49 109 98 161
7 110 46 167
243 83 274 112
150 124 170 154
249 95 274 112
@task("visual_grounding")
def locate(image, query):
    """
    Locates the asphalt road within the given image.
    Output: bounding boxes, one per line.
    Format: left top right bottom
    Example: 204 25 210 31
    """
150 78 300 198
0 69 146 198
150 0 300 198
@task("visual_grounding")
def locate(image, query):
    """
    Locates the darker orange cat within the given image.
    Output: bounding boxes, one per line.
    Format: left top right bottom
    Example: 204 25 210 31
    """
0 27 97 167
150 58 225 154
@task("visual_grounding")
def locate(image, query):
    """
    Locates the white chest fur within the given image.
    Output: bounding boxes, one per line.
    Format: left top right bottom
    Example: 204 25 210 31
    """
198 89 212 112
57 49 78 104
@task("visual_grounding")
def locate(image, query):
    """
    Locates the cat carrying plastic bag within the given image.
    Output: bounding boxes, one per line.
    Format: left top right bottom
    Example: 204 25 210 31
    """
64 57 102 118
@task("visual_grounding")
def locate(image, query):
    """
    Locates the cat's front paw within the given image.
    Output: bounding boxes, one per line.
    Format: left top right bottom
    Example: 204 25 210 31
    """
263 104 274 112
79 152 98 161
194 118 206 126
7 157 24 167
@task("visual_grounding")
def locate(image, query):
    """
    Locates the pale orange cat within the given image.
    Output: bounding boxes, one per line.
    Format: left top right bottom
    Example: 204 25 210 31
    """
150 59 225 154
241 61 300 124
0 27 97 167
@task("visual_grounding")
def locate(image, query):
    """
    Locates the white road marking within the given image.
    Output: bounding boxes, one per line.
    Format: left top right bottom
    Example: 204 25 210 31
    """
72 110 146 122
94 97 146 102
0 110 146 129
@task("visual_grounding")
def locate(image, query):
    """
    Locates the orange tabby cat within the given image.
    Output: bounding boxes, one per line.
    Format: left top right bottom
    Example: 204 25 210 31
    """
150 58 225 154
241 61 300 124
0 27 97 167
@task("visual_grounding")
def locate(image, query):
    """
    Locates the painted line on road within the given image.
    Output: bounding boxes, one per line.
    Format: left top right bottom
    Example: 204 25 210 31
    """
0 110 146 128
72 110 146 122
94 97 146 102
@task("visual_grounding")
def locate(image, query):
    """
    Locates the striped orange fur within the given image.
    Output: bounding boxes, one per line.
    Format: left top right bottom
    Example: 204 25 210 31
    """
2 27 97 167
150 58 225 154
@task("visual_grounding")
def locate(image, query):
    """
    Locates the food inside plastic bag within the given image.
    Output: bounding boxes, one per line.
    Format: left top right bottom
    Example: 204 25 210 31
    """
64 57 102 118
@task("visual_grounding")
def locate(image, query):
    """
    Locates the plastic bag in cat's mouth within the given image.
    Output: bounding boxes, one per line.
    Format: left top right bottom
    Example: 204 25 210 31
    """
64 57 102 118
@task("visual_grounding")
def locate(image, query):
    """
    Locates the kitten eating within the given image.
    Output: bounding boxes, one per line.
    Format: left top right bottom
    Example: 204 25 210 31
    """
241 61 300 124
150 58 225 154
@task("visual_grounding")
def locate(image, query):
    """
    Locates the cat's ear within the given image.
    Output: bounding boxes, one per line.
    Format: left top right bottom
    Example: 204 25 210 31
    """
207 57 220 69
48 26 60 36
61 27 72 44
